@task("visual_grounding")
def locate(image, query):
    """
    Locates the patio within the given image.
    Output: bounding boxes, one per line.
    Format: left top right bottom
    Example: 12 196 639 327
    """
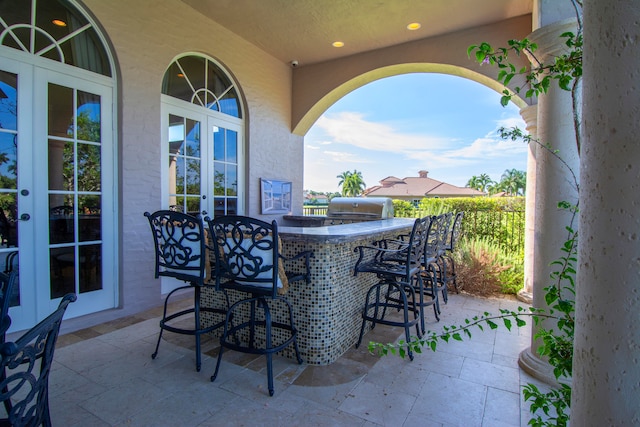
45 292 546 426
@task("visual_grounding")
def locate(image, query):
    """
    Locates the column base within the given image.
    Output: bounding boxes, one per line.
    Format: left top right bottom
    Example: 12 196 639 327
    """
518 347 570 386
517 290 533 304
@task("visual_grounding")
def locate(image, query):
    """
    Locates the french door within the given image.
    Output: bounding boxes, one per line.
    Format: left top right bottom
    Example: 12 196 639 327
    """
0 55 116 332
161 98 243 293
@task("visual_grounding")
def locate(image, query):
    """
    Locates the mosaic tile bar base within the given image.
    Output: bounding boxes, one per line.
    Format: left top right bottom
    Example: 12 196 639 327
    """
201 219 415 365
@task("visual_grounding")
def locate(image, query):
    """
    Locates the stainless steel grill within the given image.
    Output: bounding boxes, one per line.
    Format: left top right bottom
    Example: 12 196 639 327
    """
325 197 394 224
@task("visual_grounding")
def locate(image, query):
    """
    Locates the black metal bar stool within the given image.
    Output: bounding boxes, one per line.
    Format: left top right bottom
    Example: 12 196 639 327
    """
353 216 433 360
144 210 227 372
207 215 313 396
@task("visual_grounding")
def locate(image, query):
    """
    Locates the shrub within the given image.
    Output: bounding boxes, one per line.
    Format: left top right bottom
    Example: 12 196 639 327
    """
454 238 524 296
392 199 414 217
497 250 525 294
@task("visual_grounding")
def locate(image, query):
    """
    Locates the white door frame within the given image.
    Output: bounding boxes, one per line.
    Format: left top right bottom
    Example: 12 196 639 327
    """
2 52 118 331
160 96 244 294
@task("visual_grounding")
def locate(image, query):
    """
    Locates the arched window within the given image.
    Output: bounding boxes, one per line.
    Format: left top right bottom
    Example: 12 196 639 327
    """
161 54 244 223
162 55 241 118
0 0 111 76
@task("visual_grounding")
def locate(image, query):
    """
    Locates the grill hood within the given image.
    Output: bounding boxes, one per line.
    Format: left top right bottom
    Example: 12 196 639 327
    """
326 197 394 221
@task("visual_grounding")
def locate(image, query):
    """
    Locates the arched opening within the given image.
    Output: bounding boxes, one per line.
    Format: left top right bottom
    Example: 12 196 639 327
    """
304 71 527 196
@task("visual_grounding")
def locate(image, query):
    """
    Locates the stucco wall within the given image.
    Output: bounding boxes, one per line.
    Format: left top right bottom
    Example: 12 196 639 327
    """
291 14 532 135
79 0 303 316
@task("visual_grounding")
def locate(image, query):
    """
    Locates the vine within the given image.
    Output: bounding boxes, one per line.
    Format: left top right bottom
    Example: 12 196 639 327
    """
369 3 583 426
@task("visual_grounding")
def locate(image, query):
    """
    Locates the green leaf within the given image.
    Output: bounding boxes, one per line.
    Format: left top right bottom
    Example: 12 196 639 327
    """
503 318 512 331
452 333 462 341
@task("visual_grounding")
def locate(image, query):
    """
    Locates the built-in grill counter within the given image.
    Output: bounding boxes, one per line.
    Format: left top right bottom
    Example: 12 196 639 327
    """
201 198 414 365
283 197 394 227
277 217 414 365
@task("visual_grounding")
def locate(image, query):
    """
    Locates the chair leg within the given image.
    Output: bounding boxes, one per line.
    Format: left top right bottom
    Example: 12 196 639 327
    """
151 291 172 360
448 255 460 293
263 299 275 396
355 313 368 349
194 286 202 372
211 306 233 382
399 285 415 361
283 297 304 365
211 345 225 382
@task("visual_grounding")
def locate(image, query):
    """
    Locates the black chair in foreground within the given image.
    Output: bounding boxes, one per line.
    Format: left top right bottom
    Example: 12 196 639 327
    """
0 270 18 416
0 270 18 344
207 215 312 396
0 293 76 427
353 216 432 359
144 210 227 372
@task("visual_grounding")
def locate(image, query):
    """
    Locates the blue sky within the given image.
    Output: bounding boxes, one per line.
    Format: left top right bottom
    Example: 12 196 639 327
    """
304 73 528 193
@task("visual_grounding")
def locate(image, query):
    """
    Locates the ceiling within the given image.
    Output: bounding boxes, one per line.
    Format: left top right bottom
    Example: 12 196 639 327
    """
180 0 533 66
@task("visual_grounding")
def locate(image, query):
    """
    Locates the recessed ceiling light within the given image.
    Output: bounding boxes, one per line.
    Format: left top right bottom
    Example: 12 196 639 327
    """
177 73 185 78
52 19 67 27
407 22 421 30
332 41 344 48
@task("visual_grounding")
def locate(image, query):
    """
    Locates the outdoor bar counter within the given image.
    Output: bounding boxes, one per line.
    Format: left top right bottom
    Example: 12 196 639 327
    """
202 218 415 365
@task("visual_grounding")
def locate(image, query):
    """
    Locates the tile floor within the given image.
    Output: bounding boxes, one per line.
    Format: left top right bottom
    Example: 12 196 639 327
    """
44 292 551 426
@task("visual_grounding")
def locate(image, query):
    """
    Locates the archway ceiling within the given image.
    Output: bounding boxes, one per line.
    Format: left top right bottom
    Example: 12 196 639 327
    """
179 0 533 66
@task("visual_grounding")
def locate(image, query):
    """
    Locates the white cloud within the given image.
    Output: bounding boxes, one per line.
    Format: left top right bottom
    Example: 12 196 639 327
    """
305 110 528 191
447 136 527 159
315 112 453 154
495 116 526 130
323 150 371 163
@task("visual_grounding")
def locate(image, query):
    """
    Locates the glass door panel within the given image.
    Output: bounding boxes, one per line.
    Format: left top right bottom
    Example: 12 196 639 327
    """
47 82 103 300
168 114 202 215
213 127 238 217
0 70 20 310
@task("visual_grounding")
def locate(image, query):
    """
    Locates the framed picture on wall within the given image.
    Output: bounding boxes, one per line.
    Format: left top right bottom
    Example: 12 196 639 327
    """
261 178 292 214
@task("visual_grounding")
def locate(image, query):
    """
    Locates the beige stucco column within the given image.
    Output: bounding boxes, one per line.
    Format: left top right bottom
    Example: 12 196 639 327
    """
572 1 640 423
518 105 537 303
517 19 581 385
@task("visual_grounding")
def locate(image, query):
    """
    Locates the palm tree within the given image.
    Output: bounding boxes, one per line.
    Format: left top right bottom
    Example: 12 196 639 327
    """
466 173 494 193
336 171 352 190
337 170 366 196
498 169 526 195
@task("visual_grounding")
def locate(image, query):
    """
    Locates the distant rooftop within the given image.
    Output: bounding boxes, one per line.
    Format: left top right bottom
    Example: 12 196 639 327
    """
364 170 485 199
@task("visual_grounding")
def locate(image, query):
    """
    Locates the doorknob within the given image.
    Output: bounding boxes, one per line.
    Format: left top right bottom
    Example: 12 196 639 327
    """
19 213 30 221
201 210 208 215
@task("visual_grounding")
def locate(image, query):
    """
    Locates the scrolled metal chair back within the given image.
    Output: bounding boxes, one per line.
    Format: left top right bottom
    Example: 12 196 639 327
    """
0 293 76 427
449 211 465 251
144 210 207 285
407 216 430 271
432 213 452 255
208 216 281 297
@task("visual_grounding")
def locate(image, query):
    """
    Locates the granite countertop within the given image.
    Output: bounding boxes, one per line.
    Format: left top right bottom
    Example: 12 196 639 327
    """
278 218 415 243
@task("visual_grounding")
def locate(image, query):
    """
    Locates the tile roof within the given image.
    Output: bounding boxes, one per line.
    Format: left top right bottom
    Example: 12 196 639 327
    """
364 171 484 198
